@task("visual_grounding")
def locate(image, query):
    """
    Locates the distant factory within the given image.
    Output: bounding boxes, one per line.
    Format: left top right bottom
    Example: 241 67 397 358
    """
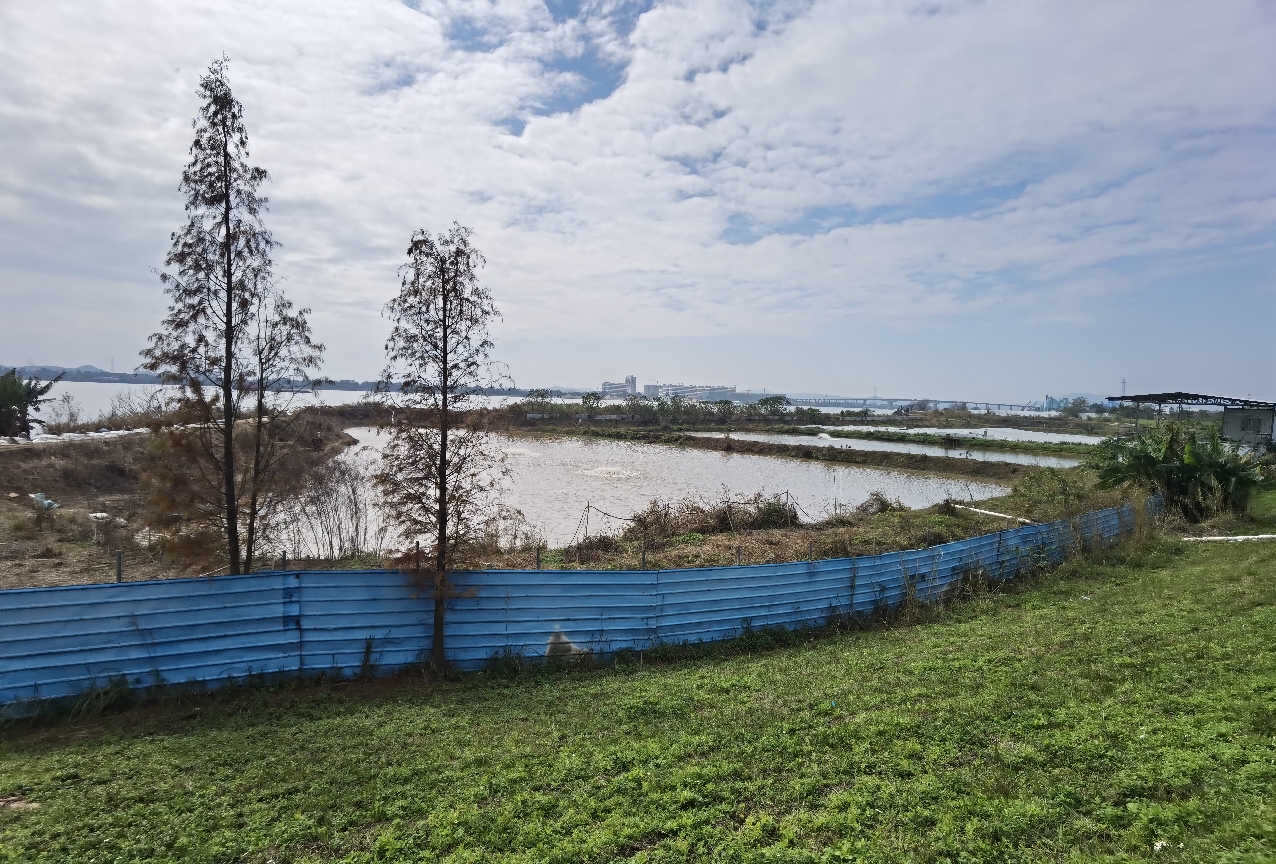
600 376 740 402
599 376 638 398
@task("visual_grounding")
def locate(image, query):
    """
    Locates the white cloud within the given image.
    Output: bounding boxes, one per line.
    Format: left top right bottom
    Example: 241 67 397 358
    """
1 0 1273 393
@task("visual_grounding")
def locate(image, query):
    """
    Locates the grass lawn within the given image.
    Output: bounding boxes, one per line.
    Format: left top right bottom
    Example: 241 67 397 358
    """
2 529 1274 861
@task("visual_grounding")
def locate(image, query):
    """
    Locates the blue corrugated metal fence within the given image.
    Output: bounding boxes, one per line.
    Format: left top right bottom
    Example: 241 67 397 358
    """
0 504 1138 710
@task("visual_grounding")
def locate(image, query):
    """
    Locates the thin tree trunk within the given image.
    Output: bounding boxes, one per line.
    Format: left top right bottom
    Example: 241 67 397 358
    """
433 262 450 673
222 125 241 575
244 379 266 573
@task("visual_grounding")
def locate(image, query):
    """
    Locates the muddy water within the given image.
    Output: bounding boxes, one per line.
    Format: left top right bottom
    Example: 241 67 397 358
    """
691 431 1082 468
815 424 1105 445
345 429 1008 547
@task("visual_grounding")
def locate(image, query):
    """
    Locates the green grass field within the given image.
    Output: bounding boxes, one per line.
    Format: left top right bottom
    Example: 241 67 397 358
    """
2 522 1275 861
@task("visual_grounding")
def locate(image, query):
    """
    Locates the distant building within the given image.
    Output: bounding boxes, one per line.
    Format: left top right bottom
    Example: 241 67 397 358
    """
1222 407 1274 447
645 383 738 401
689 387 737 402
600 376 637 398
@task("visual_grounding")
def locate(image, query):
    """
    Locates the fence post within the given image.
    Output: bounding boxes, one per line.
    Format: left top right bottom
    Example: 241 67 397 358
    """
114 550 122 583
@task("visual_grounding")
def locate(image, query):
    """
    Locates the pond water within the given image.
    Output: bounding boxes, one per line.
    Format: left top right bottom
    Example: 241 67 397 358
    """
345 429 1008 547
814 424 1105 445
689 432 1082 468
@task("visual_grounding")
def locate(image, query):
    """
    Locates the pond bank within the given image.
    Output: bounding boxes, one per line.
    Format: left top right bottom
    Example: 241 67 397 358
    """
521 427 1043 485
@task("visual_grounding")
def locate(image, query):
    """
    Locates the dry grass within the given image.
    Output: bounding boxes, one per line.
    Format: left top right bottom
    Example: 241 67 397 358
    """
0 417 359 590
471 506 1010 570
0 436 183 590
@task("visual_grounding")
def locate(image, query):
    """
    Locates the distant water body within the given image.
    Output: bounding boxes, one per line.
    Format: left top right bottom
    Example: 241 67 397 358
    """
345 429 1008 547
693 432 1083 468
817 425 1105 446
41 381 521 420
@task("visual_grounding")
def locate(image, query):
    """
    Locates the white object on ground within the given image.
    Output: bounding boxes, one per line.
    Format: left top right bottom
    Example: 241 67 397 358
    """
953 504 1035 525
1181 534 1276 542
29 493 59 510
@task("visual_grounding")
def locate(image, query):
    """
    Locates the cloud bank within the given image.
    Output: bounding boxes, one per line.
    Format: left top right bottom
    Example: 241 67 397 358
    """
1 0 1273 397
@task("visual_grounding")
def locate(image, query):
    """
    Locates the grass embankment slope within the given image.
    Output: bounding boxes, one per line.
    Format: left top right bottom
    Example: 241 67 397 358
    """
3 493 1275 862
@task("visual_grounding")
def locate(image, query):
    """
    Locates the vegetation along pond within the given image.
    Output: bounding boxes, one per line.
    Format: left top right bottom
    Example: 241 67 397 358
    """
689 431 1083 468
822 425 1106 445
345 429 1008 546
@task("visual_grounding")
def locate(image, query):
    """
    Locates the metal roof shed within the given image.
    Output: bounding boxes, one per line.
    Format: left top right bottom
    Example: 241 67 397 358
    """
1106 393 1275 447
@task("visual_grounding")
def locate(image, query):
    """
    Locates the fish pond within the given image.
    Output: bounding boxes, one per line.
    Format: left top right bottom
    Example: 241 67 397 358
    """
346 430 1008 546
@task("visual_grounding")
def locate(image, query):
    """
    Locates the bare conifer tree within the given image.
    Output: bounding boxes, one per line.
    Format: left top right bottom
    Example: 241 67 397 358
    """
142 57 322 573
376 224 506 672
240 286 326 570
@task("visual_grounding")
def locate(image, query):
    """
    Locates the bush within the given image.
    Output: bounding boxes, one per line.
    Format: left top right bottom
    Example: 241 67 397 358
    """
855 491 908 515
1087 423 1261 521
622 493 802 541
1007 468 1092 522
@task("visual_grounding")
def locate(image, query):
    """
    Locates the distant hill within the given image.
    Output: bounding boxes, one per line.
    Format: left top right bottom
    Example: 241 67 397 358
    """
0 365 531 396
0 365 162 385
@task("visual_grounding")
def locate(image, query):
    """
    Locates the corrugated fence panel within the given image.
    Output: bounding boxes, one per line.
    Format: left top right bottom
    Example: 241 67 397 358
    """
0 503 1146 708
657 561 846 644
446 568 659 666
0 573 297 705
295 570 432 675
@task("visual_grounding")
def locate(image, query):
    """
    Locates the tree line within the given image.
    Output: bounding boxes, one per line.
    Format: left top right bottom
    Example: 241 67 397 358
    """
521 391 831 424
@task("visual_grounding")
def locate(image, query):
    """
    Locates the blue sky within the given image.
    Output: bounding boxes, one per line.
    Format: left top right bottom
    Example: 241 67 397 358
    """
1 0 1273 401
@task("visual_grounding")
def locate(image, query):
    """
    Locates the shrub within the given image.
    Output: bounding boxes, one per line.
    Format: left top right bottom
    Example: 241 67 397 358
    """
855 491 907 515
622 493 802 541
1087 423 1261 521
1007 468 1092 522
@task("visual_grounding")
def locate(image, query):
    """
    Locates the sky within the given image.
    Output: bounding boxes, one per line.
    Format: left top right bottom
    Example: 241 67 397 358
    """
1 0 1273 402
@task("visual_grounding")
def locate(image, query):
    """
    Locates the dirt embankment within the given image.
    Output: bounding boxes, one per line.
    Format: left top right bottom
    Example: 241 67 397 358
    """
0 420 357 591
522 428 1038 484
0 436 171 590
469 507 1019 572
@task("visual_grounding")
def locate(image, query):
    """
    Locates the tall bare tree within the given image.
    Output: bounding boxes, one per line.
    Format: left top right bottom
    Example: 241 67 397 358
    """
240 286 326 571
376 224 506 672
141 57 322 574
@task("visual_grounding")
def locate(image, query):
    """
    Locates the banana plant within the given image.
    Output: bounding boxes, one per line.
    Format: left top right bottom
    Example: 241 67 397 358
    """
1087 422 1262 520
